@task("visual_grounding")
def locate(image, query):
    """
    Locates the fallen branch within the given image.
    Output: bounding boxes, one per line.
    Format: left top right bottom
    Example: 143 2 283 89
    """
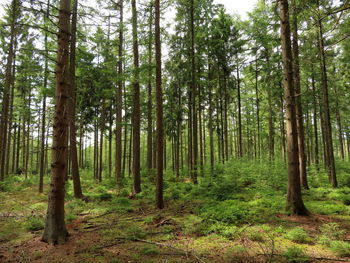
313 257 349 262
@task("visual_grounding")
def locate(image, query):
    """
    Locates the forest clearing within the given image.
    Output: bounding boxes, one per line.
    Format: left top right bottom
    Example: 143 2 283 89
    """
1 0 350 262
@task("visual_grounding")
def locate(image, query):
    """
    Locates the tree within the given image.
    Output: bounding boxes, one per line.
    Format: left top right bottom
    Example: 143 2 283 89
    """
39 0 50 193
115 0 123 187
278 0 308 215
131 0 141 193
42 0 71 244
155 0 163 209
0 0 19 181
69 0 83 198
291 1 308 189
316 7 337 188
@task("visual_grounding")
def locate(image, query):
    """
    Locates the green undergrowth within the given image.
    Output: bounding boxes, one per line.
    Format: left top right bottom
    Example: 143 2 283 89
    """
1 159 350 262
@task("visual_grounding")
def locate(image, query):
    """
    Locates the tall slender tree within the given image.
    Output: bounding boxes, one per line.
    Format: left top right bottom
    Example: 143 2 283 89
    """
0 0 19 181
69 0 83 198
155 0 163 209
292 2 308 189
278 0 308 215
115 0 124 186
39 0 50 193
131 0 141 193
42 0 71 244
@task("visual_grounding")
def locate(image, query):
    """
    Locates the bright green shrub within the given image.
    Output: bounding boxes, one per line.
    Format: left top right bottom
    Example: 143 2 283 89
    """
284 227 311 243
318 223 345 245
24 216 44 231
330 241 350 257
282 246 309 263
198 200 248 224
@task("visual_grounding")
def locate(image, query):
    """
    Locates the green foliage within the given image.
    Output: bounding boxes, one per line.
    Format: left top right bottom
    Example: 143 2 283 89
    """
247 230 265 242
113 197 133 212
182 215 207 236
318 223 345 245
123 225 147 240
66 199 87 215
306 201 349 215
24 216 44 231
87 185 113 201
96 192 113 201
329 241 350 257
282 246 309 263
139 244 159 255
66 213 77 223
284 227 311 243
342 195 350 206
223 245 247 262
0 181 12 192
198 200 248 224
205 222 239 239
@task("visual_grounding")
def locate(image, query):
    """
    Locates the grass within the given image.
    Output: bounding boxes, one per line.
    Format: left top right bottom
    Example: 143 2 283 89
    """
0 160 350 262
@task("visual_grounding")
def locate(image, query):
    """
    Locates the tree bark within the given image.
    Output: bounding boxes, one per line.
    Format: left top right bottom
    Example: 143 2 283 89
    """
237 67 243 158
190 0 198 183
42 0 71 244
39 0 49 191
69 0 83 198
131 0 141 193
255 58 261 159
292 5 308 189
0 0 18 181
155 0 164 209
115 0 123 187
278 0 308 216
147 4 153 175
317 17 337 187
311 66 319 170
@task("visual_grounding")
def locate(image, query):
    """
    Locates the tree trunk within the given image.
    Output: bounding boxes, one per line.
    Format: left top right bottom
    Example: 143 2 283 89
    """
6 57 16 177
131 0 141 193
292 6 308 189
255 58 261 158
99 110 104 182
115 0 123 187
317 17 337 187
42 0 71 244
0 0 18 181
334 85 344 160
190 0 198 183
155 0 164 209
147 4 153 175
266 52 274 162
237 67 243 158
69 0 83 198
208 63 214 170
278 0 308 216
311 67 319 170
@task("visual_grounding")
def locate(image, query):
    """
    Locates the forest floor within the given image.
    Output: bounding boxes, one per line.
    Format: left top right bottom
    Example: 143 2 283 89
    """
1 160 350 263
